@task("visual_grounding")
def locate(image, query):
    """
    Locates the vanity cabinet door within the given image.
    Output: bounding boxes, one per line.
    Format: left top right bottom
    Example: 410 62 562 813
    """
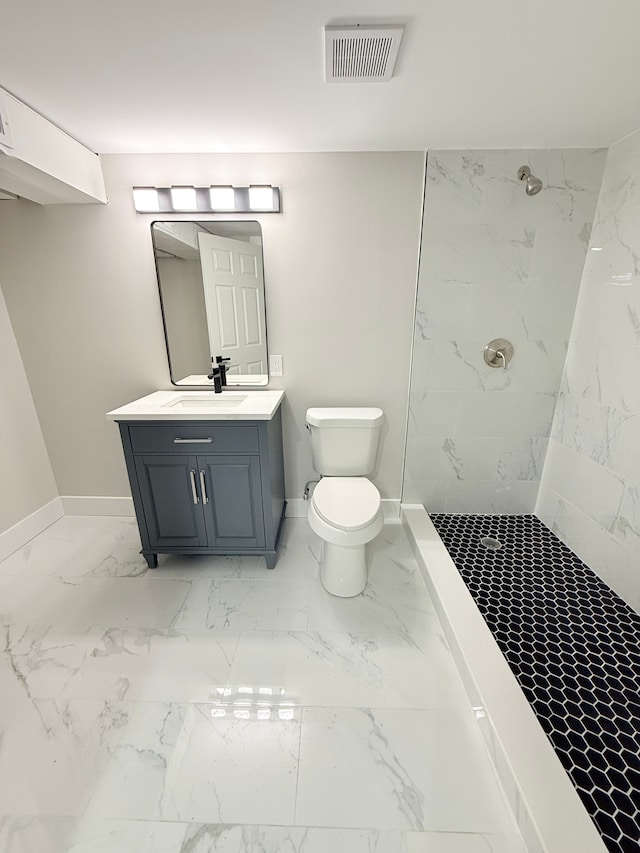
134 454 208 548
198 455 265 549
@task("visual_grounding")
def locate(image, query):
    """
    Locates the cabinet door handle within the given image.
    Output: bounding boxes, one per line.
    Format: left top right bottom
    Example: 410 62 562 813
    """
199 470 209 504
189 470 199 504
174 437 214 444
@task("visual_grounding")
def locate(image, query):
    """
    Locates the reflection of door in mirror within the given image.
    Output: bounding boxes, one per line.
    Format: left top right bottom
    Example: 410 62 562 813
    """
152 221 269 387
197 233 267 379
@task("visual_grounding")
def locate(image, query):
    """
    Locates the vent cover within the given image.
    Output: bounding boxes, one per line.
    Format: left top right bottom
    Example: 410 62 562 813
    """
325 25 404 83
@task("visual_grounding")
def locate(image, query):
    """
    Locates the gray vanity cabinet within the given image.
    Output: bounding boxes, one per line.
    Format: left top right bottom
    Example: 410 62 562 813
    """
117 410 285 569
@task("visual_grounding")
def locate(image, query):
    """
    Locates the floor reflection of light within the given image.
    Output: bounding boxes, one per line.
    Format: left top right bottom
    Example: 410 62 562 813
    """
278 708 294 721
209 685 298 722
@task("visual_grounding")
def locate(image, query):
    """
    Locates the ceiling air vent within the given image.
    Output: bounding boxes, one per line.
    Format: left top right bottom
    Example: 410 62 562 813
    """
325 25 404 83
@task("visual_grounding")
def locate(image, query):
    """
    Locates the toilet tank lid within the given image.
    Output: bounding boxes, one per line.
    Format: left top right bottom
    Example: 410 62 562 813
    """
306 407 384 428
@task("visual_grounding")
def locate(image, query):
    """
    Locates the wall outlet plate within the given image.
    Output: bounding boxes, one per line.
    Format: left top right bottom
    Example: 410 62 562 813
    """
269 354 283 377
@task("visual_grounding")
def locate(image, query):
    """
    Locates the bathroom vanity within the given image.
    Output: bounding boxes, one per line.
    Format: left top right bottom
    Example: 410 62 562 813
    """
106 390 285 569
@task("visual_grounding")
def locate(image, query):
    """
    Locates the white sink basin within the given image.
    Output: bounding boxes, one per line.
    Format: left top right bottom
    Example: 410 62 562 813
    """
164 395 247 409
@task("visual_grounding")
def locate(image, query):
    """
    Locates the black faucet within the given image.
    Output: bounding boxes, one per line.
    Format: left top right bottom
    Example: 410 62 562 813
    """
215 356 231 386
207 363 223 393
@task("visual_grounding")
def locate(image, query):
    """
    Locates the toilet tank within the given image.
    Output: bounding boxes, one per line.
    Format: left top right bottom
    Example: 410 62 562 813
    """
306 407 384 476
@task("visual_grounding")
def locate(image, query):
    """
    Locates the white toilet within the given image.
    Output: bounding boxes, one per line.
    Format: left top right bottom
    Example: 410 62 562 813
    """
306 407 384 597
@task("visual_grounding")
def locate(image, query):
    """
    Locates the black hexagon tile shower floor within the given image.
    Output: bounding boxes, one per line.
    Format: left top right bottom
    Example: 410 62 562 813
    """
430 513 640 853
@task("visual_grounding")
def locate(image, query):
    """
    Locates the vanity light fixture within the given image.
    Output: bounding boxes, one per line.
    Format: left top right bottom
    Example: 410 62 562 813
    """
209 185 236 210
132 187 161 212
248 185 277 211
170 186 197 210
132 184 281 213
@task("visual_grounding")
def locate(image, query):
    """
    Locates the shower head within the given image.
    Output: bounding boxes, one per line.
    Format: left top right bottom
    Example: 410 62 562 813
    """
517 165 543 196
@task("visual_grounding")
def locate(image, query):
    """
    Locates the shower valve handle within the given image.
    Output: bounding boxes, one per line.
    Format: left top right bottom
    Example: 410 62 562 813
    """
484 339 513 369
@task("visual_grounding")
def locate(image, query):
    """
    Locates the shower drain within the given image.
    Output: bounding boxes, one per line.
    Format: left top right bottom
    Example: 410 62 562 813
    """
479 536 502 550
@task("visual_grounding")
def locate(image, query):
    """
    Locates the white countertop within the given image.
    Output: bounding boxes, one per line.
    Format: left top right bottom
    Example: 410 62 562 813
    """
106 389 285 421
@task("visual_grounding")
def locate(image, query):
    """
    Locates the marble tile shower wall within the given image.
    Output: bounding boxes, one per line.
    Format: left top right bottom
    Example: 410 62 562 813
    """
404 148 606 513
537 132 640 612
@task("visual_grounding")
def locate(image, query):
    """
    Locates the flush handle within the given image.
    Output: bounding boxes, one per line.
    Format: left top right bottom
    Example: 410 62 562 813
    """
484 338 514 369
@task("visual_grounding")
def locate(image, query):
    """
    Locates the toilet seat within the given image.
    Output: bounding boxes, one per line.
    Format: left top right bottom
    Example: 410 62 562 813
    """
312 477 381 531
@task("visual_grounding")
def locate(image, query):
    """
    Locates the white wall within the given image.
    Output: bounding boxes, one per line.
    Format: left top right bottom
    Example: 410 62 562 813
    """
157 256 210 380
404 149 605 512
0 281 58 534
0 153 424 505
537 132 640 611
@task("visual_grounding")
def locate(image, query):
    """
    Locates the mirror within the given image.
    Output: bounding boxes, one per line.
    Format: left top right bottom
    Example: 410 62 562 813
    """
152 220 268 386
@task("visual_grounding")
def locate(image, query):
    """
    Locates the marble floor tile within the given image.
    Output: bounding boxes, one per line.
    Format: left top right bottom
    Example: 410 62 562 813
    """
178 824 409 853
0 816 77 853
262 539 321 582
0 816 187 853
173 578 310 632
0 575 80 626
0 536 85 579
404 830 528 852
82 702 300 824
150 553 265 580
0 517 524 849
0 697 130 817
84 702 189 820
295 707 514 833
3 624 238 702
0 517 143 581
67 819 187 853
376 631 471 709
0 818 528 853
306 570 436 639
227 630 387 708
158 704 300 825
47 577 192 630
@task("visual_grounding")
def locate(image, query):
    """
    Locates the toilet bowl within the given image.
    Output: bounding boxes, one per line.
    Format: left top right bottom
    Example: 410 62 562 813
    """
308 476 383 597
306 406 384 597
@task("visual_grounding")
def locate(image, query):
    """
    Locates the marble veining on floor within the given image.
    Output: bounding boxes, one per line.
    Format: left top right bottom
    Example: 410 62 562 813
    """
0 515 525 853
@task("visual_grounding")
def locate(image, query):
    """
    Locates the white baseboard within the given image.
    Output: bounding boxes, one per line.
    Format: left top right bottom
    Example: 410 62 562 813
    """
60 496 135 516
0 497 64 562
285 497 400 521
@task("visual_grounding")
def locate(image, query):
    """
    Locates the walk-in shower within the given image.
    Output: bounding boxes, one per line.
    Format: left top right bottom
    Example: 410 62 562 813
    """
402 147 622 852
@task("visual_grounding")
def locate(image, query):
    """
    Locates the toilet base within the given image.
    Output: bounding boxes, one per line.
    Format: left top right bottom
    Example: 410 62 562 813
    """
320 541 367 597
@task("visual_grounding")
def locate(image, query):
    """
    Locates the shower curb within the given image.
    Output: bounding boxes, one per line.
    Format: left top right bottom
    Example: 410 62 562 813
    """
401 504 607 853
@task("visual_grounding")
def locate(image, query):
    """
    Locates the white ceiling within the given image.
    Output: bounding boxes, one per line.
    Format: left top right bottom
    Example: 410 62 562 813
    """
3 0 640 154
